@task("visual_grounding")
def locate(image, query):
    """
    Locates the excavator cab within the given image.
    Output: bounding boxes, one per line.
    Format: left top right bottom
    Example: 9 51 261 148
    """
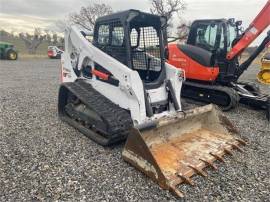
185 19 243 83
187 19 241 53
185 17 270 84
168 19 242 84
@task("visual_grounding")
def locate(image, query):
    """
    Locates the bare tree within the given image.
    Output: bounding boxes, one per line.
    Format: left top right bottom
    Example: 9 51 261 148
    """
48 31 64 47
44 29 52 42
19 28 44 54
52 32 58 45
10 29 16 38
59 37 65 47
176 21 191 42
34 28 42 37
54 20 70 33
69 3 113 31
150 0 186 27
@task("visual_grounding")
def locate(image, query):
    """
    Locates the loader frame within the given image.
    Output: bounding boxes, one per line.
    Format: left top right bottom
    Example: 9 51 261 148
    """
61 10 184 125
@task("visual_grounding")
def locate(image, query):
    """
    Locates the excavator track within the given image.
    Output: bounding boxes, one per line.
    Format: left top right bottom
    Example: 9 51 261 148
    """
58 79 133 146
182 81 240 111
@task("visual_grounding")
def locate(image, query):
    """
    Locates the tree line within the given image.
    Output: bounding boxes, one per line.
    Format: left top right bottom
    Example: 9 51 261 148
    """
65 0 189 40
0 28 64 54
1 0 188 55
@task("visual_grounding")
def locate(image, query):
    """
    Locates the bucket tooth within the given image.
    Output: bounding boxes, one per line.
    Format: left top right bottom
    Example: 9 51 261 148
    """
169 185 185 198
188 165 207 177
229 143 244 152
236 138 247 146
199 158 218 170
210 152 225 163
224 148 234 156
176 173 195 186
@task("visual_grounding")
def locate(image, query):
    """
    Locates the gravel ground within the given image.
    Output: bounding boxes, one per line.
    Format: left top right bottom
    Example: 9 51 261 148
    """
0 59 269 201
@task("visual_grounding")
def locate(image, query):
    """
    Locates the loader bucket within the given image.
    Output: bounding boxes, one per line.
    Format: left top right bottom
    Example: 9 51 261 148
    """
122 104 246 197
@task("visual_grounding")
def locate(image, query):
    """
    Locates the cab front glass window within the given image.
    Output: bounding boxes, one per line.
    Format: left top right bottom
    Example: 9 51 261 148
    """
220 26 225 49
195 23 218 51
227 24 237 50
205 24 218 47
98 25 109 45
112 26 124 46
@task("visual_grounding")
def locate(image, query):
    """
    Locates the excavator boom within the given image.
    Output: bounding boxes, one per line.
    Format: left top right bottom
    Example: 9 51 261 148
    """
227 0 270 60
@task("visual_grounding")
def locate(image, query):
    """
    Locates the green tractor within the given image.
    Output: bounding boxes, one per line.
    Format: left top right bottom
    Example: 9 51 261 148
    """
0 41 18 60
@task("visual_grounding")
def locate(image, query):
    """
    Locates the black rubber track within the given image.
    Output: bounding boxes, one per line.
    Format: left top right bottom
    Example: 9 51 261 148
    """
58 79 133 146
182 81 240 111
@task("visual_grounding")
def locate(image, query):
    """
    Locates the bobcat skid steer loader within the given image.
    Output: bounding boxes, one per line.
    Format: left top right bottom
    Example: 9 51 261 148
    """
58 10 246 197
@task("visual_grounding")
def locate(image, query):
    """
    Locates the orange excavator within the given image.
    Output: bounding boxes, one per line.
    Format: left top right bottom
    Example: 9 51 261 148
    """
167 0 270 119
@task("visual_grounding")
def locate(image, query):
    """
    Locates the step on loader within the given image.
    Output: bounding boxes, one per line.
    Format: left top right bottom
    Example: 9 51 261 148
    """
58 10 246 197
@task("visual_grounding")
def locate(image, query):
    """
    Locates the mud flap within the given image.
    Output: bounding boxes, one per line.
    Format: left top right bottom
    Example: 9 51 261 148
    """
122 105 246 197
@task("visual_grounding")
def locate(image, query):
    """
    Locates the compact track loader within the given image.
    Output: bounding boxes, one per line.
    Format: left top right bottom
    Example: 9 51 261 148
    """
58 10 246 197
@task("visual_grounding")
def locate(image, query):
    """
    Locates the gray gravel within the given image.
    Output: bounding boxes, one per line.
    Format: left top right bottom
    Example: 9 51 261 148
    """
0 59 269 201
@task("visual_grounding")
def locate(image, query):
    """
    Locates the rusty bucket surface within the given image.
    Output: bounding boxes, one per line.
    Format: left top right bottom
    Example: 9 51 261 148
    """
122 104 246 197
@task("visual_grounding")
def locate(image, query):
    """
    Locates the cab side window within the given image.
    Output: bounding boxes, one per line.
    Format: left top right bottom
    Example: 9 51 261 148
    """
112 26 124 46
195 24 218 51
204 24 218 48
98 25 110 45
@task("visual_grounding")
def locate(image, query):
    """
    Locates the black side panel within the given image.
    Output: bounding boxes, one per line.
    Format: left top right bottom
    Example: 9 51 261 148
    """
178 44 214 67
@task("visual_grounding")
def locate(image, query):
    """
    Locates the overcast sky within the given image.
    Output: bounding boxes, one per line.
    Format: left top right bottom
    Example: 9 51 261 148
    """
0 0 268 42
